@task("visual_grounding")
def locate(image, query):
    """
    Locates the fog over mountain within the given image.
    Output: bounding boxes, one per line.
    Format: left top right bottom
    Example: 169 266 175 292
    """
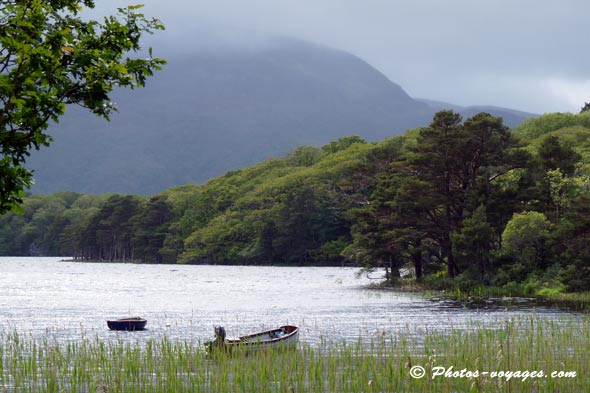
28 38 535 195
87 0 590 114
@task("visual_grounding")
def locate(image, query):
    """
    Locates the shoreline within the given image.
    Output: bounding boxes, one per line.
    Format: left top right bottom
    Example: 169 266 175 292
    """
14 256 590 312
382 280 590 312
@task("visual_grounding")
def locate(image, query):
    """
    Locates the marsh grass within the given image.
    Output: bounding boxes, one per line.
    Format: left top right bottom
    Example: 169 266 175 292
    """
0 316 588 392
423 281 590 312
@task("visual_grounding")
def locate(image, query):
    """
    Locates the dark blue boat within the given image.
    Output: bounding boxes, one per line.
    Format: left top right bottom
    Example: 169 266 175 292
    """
107 317 147 331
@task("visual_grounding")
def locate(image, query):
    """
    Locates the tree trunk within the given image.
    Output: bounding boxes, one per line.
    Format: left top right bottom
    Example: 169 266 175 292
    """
412 250 423 280
445 240 459 278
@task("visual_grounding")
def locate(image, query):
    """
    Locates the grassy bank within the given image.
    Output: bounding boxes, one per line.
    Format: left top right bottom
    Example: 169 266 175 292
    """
380 273 590 312
1 316 588 392
421 285 590 312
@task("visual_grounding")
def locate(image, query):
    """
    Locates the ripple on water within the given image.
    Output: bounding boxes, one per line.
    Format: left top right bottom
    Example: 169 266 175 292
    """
0 257 581 346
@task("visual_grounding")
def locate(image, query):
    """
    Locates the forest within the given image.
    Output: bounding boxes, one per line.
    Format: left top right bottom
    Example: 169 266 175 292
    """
2 110 590 294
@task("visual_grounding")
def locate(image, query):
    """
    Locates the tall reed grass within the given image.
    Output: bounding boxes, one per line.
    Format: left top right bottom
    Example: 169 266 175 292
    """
0 315 588 392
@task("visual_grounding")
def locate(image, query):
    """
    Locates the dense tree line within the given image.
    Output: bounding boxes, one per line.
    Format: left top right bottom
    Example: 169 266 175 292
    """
0 193 172 263
2 111 590 294
345 111 585 289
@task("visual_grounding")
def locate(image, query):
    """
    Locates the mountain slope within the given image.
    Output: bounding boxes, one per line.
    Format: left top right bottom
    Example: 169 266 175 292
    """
27 38 532 195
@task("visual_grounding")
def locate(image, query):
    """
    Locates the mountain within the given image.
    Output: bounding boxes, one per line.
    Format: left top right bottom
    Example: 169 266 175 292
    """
27 37 534 195
417 99 537 128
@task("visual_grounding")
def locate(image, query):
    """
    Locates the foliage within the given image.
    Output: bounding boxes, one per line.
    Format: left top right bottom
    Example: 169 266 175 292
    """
321 135 367 153
0 1 165 213
537 135 581 176
178 141 382 265
347 111 526 281
452 205 494 282
513 111 590 139
2 109 590 294
501 211 551 270
0 137 385 264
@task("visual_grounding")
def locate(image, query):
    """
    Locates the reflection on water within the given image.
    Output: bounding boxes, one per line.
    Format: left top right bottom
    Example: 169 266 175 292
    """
0 257 578 345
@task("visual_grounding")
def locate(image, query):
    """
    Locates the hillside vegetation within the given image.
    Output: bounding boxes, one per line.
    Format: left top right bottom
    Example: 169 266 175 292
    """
2 111 590 294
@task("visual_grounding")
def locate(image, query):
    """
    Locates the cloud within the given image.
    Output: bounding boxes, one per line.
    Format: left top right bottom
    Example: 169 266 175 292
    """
544 78 590 113
412 72 590 114
85 0 590 113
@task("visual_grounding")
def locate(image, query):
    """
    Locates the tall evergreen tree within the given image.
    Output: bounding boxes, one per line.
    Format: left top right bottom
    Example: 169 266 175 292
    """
406 111 525 278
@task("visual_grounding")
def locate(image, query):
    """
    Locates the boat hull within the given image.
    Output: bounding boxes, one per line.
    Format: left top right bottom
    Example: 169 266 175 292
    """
211 325 299 353
107 317 147 331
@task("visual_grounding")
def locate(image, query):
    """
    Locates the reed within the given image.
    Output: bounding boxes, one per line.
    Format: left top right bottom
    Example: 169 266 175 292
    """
420 284 590 312
0 315 588 392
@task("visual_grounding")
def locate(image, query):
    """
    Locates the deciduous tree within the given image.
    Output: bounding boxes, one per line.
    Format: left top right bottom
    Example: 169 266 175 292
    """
0 1 165 213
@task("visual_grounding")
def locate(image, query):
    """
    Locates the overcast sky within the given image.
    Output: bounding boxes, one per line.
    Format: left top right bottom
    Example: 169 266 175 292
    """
90 0 589 114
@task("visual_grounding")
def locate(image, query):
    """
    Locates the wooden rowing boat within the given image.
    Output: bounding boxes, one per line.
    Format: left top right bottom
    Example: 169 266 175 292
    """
207 325 299 352
106 317 147 331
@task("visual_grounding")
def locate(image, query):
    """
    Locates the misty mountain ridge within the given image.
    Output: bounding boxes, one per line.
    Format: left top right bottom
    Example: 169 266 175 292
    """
417 98 536 128
28 36 536 195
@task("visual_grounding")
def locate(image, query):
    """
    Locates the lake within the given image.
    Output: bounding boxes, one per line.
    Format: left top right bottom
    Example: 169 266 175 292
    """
0 257 577 345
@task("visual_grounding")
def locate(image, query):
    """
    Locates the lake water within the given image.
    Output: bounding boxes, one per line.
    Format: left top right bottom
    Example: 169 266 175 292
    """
0 257 577 345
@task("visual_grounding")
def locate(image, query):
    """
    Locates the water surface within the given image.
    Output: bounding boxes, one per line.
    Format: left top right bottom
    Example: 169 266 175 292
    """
0 257 576 345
